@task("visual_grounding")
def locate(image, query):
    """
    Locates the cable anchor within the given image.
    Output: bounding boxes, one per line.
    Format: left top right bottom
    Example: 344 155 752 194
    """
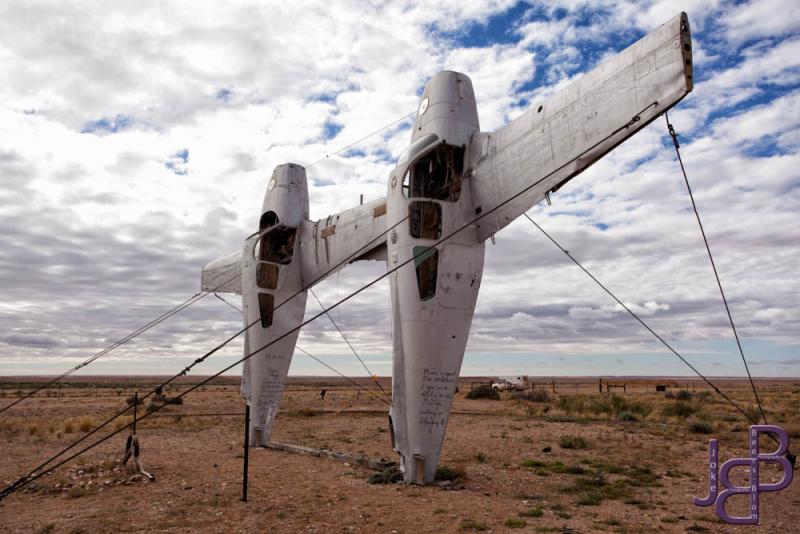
122 392 155 481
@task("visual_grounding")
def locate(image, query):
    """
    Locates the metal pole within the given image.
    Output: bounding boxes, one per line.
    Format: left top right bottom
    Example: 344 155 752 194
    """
241 403 250 502
133 392 137 435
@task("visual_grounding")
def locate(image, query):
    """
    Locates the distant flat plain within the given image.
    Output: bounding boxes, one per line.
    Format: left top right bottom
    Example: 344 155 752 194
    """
1 376 798 533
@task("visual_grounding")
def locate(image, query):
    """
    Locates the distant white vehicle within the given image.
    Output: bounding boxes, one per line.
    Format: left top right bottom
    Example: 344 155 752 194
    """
492 376 529 392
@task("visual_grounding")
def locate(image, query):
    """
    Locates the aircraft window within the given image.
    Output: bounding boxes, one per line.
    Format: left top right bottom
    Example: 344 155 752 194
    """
260 211 279 230
258 293 274 328
407 144 464 202
409 201 442 240
397 133 438 167
259 226 296 264
413 246 438 301
256 262 279 290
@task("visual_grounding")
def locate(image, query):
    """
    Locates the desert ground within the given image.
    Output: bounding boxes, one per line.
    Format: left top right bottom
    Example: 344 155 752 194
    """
0 376 798 533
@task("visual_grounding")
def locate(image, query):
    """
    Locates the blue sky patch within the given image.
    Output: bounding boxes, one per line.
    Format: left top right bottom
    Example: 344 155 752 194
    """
445 1 531 48
80 114 132 135
165 149 189 175
323 121 343 140
216 88 233 102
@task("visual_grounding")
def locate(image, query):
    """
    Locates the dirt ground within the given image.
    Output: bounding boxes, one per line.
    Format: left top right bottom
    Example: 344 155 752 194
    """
0 376 798 533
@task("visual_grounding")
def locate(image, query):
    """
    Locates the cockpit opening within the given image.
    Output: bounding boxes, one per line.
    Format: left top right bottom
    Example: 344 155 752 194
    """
259 226 296 264
403 144 464 202
260 210 279 230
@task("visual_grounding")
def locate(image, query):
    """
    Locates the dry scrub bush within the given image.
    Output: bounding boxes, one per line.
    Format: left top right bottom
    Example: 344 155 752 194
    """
466 384 500 400
559 435 589 449
689 421 713 434
113 415 134 431
435 464 466 482
512 389 550 402
661 401 696 418
556 394 651 419
77 416 94 432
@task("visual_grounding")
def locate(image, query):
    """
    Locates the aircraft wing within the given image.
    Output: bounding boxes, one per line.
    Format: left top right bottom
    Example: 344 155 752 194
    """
298 197 389 287
201 250 243 294
469 12 693 241
201 197 390 295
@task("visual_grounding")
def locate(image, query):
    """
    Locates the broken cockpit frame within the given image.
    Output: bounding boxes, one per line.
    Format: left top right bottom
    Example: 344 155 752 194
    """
400 137 466 302
254 212 297 327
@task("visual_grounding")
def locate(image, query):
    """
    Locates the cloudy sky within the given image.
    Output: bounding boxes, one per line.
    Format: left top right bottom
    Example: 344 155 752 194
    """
0 0 798 380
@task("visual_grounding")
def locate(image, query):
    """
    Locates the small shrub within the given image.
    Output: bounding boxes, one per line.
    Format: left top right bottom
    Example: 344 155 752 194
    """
504 518 526 528
675 390 693 401
62 421 75 434
367 466 403 484
625 466 661 487
166 396 183 405
435 464 466 482
695 391 712 401
521 459 546 468
577 492 603 506
617 411 638 422
559 435 589 449
662 401 696 418
519 507 543 518
474 451 487 463
466 385 500 400
145 402 159 413
689 421 713 434
459 519 488 531
77 416 94 432
564 465 588 475
528 389 550 402
555 394 650 418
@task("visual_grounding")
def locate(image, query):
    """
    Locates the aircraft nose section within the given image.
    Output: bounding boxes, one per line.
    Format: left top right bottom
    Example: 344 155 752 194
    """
412 71 479 147
262 163 309 226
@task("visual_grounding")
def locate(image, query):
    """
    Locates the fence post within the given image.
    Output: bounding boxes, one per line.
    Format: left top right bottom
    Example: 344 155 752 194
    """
241 403 250 502
133 392 137 435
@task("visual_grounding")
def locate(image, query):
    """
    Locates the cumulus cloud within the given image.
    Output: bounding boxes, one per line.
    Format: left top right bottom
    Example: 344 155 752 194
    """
0 1 797 379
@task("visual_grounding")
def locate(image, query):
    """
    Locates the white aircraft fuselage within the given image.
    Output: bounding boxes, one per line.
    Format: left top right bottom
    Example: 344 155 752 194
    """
386 72 485 483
